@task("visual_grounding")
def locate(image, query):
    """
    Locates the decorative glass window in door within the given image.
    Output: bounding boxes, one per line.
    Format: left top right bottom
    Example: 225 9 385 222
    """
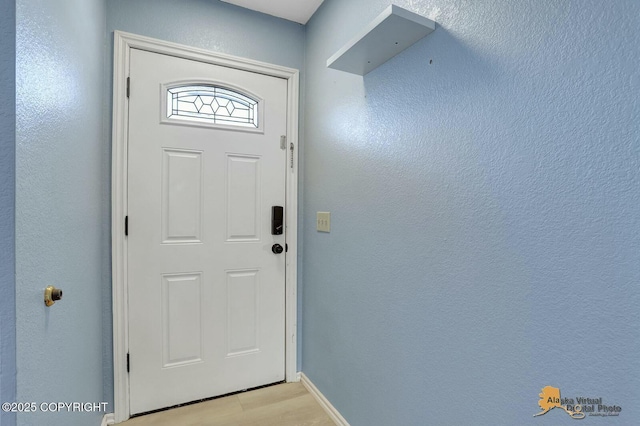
167 85 258 128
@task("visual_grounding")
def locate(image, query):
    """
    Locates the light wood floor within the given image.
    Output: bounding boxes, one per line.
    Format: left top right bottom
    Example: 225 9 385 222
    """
120 382 336 426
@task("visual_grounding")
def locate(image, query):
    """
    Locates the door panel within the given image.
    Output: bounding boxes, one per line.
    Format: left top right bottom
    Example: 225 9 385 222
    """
127 48 287 414
226 269 260 355
161 148 204 244
161 272 203 367
226 154 261 241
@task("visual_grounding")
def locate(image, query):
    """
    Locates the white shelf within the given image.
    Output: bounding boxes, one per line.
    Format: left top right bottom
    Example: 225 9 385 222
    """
327 5 436 76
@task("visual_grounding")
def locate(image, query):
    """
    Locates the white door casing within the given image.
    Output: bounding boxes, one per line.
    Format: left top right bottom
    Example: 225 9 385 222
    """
111 32 299 423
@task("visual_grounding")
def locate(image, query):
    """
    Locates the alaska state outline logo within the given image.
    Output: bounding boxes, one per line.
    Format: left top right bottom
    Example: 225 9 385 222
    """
534 386 585 419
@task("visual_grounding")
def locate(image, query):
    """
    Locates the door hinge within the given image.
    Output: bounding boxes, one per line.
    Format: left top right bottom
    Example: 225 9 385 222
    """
289 142 294 169
126 353 130 373
125 216 128 236
280 135 286 150
126 77 130 99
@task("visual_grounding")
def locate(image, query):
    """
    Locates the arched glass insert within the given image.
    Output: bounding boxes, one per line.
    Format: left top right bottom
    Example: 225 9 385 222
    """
167 85 259 128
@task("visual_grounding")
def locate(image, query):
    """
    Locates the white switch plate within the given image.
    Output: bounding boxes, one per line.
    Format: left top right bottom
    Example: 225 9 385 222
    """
317 212 331 232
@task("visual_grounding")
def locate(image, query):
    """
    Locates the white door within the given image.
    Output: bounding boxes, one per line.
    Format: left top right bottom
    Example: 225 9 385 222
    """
127 48 287 415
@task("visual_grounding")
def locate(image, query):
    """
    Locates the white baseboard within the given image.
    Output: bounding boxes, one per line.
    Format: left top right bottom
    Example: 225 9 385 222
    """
102 413 115 425
300 372 350 426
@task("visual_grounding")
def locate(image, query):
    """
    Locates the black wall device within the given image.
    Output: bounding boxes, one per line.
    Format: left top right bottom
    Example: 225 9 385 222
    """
271 206 283 235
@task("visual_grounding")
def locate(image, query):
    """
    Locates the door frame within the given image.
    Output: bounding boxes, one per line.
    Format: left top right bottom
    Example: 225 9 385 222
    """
111 31 299 423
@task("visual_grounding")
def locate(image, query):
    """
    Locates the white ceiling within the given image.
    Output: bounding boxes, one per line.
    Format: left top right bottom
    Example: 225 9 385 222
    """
220 0 325 24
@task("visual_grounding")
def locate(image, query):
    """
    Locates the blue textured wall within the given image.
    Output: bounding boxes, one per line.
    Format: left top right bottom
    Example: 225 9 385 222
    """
0 0 16 425
15 0 107 425
302 1 639 425
107 0 305 69
105 0 306 405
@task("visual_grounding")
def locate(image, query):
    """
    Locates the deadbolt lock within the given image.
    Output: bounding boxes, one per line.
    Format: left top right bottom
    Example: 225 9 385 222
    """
44 286 63 307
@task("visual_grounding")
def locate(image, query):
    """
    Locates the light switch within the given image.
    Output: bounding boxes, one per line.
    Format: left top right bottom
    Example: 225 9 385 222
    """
317 212 331 232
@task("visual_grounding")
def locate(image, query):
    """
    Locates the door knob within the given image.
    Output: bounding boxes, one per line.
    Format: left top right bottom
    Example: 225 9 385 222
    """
44 286 63 307
272 244 284 254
